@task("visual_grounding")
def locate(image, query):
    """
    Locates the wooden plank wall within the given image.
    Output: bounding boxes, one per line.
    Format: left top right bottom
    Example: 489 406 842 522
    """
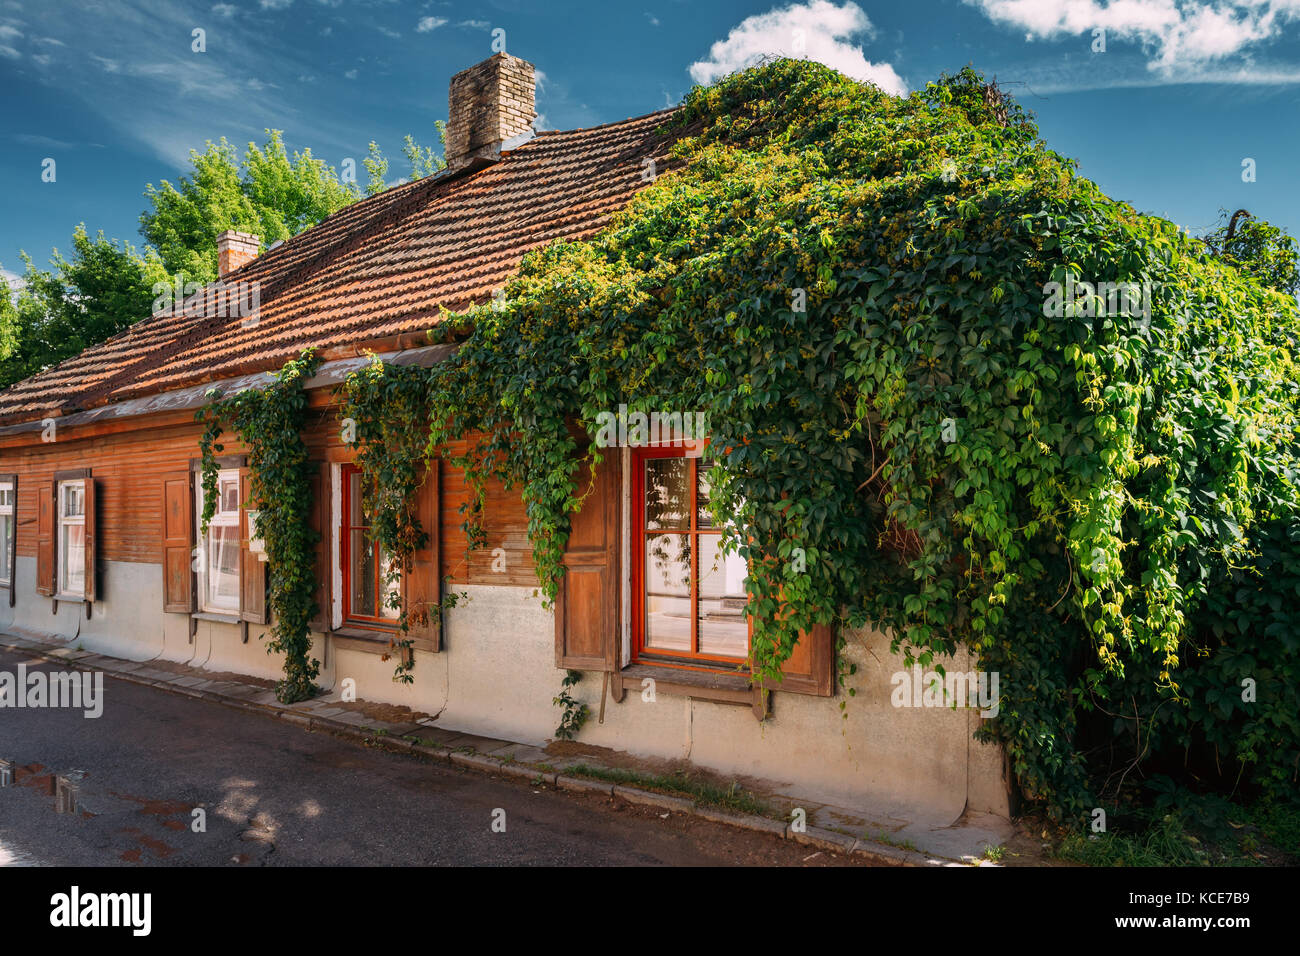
0 402 538 588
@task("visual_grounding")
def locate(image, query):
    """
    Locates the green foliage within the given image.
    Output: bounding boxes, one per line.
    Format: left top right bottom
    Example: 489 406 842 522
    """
553 670 590 740
1201 210 1299 299
337 356 466 681
141 130 360 284
198 350 323 703
404 58 1300 820
364 142 390 198
1055 785 1298 865
363 124 447 197
0 225 167 387
1057 813 1224 866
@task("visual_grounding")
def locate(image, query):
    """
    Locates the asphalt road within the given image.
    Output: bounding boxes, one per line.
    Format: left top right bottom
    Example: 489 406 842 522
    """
0 647 864 867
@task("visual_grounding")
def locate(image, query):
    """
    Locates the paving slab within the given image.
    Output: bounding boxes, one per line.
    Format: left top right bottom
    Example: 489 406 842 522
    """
490 743 553 765
441 733 510 752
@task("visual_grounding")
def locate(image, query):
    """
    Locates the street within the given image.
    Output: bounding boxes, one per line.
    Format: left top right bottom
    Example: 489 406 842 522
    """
0 647 864 866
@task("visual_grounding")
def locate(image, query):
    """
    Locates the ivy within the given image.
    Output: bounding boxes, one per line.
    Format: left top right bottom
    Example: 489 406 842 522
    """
337 355 465 681
198 349 322 703
410 59 1300 818
553 670 590 740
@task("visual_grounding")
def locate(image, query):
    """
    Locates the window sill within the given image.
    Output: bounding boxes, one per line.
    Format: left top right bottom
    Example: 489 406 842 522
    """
54 593 86 603
192 611 241 626
331 627 399 656
620 662 755 706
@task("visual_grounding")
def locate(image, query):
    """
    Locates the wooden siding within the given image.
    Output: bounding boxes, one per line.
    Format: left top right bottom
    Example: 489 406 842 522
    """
0 405 537 588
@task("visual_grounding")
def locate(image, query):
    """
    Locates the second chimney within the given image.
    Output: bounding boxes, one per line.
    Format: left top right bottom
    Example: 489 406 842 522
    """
446 53 537 172
217 230 260 278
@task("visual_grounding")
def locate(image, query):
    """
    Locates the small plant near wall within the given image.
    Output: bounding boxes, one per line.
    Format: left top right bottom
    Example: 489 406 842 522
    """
198 349 322 704
553 670 590 740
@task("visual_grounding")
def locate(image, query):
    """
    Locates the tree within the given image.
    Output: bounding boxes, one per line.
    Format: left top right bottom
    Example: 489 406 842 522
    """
4 124 449 391
363 123 447 196
0 226 167 387
140 130 360 285
363 141 390 197
1201 208 1299 298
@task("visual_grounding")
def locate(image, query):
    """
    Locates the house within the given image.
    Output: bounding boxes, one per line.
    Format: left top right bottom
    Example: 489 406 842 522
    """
0 53 1010 823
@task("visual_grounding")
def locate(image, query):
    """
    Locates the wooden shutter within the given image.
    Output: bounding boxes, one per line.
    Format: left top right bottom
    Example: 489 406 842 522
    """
403 460 441 652
239 467 267 624
1 473 15 607
555 454 620 670
777 622 834 696
161 472 195 613
307 462 330 632
82 477 96 603
35 480 54 596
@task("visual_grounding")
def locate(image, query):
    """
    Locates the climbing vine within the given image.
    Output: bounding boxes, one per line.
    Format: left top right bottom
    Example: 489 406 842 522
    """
553 670 590 740
412 59 1300 819
337 355 465 681
198 349 322 703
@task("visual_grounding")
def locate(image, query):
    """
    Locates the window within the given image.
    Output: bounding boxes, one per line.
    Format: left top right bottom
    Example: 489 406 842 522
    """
195 469 241 613
340 463 399 627
57 480 86 597
632 446 750 666
0 480 13 586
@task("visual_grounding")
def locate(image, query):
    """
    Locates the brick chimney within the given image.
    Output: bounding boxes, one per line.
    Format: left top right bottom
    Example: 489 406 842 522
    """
216 230 260 278
445 53 537 172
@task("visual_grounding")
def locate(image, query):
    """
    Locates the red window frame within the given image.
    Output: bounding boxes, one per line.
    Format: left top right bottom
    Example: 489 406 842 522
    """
340 463 397 630
631 444 752 670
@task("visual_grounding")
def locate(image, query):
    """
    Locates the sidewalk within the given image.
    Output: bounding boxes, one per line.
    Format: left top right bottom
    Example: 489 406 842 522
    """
1 626 1011 866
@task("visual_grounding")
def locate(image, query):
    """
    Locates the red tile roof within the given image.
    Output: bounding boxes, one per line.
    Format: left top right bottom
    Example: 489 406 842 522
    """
0 108 682 425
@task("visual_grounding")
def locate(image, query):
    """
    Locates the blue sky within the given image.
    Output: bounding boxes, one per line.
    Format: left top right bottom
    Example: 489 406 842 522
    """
2 0 1299 287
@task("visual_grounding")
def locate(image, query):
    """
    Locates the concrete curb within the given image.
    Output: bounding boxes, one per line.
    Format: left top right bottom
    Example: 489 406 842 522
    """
0 634 951 867
613 785 694 813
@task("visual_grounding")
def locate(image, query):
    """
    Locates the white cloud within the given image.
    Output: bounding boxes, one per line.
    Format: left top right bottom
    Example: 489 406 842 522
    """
0 44 18 59
260 0 293 9
966 0 1300 73
646 12 660 27
344 67 358 79
688 1 907 95
1 267 23 303
376 25 401 39
13 133 79 148
0 24 20 43
458 19 490 29
416 16 447 33
211 3 237 17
